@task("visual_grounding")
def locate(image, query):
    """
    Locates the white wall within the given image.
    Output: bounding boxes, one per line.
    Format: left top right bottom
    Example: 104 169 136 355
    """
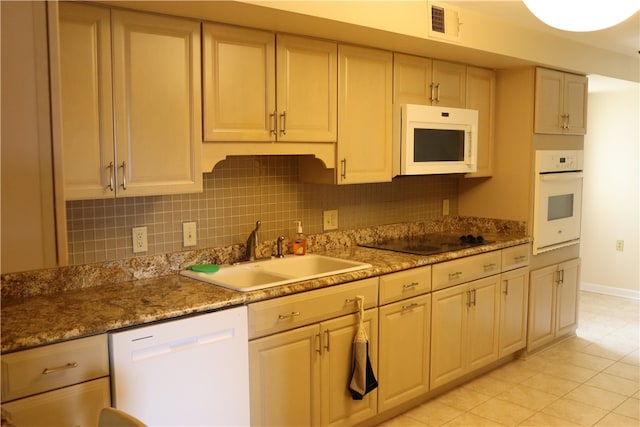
581 75 640 299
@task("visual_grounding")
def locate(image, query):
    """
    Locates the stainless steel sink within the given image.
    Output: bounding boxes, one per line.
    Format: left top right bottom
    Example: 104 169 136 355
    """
180 254 372 292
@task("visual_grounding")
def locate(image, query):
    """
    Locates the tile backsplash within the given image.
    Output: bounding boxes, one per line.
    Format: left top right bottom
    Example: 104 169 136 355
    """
66 156 458 265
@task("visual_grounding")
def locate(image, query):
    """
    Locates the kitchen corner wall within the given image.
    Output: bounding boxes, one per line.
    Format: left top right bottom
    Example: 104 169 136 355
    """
66 155 458 265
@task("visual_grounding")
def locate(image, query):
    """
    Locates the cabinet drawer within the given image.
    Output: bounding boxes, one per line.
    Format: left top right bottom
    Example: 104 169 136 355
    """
501 244 530 271
1 334 109 402
248 278 378 339
432 251 501 291
379 266 431 305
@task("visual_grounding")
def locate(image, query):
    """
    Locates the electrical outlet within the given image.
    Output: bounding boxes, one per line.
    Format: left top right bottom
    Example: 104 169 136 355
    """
443 199 450 216
132 227 148 253
323 210 339 231
183 222 197 247
616 240 624 252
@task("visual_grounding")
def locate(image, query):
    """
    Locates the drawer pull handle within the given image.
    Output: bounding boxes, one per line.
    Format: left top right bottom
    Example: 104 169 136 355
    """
345 298 356 304
278 311 300 320
403 282 419 289
483 263 497 271
448 271 463 280
514 255 527 262
42 362 78 375
402 303 419 311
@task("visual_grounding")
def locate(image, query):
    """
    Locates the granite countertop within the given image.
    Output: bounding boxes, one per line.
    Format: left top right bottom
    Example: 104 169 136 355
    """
1 232 530 354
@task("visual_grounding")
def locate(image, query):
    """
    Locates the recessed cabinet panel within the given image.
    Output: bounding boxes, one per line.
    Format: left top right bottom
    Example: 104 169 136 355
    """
203 24 275 141
535 68 587 135
465 66 495 177
499 267 529 357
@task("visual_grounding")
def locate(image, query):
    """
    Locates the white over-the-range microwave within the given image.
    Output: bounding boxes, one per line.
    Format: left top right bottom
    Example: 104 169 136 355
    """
393 104 479 176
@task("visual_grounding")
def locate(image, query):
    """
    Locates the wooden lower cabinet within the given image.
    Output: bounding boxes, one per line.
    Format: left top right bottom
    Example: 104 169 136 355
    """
378 293 431 413
498 267 529 357
528 259 580 351
430 275 500 389
249 309 378 426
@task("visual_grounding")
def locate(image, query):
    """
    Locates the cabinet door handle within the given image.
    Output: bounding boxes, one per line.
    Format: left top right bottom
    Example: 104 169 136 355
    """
106 162 115 191
324 329 330 352
315 333 321 354
42 362 78 375
119 161 127 190
270 111 277 136
430 82 436 103
402 302 419 311
278 311 300 320
340 158 347 180
559 269 564 284
403 282 419 290
466 290 472 307
279 111 287 135
503 280 509 296
435 83 441 103
448 271 463 280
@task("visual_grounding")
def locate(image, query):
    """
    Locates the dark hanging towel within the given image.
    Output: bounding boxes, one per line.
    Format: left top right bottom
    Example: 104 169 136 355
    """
349 295 378 400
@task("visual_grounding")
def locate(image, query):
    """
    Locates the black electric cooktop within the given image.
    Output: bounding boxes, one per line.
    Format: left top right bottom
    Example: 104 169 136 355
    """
359 234 492 256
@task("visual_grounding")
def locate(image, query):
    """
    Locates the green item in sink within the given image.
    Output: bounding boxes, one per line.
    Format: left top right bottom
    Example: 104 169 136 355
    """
188 264 220 274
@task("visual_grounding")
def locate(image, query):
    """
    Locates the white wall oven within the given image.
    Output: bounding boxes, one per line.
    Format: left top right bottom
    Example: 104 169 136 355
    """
533 150 584 255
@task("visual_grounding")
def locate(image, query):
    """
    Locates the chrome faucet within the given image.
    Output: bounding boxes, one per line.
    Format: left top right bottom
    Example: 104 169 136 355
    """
245 220 261 261
276 235 285 258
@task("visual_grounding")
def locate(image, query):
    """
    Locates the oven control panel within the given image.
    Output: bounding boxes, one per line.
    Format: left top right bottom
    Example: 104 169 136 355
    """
536 150 584 173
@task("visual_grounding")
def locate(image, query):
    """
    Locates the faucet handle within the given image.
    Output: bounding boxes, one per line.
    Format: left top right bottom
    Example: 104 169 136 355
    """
276 235 286 258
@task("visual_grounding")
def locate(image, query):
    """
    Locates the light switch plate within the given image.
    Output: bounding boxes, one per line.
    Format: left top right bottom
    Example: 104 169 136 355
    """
183 222 197 247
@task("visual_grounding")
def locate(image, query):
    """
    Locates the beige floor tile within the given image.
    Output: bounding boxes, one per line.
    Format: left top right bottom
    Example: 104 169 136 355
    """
613 397 640 420
403 400 463 427
605 361 640 383
496 384 558 411
541 361 600 383
594 412 640 426
542 397 609 426
442 412 505 427
578 341 635 362
539 348 616 371
434 387 492 411
564 384 628 411
470 397 535 425
518 412 581 427
586 372 640 396
621 349 640 367
487 361 539 384
377 413 428 427
462 374 515 397
522 372 581 396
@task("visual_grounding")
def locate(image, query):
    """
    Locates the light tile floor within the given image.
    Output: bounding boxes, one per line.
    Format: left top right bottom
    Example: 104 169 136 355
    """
379 291 640 426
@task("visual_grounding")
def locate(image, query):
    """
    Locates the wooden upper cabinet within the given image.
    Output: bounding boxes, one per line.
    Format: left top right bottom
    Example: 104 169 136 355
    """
534 67 587 135
58 4 202 199
465 66 495 177
58 3 113 200
393 53 466 108
203 24 337 143
337 45 393 184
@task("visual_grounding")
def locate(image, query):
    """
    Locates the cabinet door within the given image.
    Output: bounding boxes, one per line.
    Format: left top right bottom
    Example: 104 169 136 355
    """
432 60 466 107
556 258 580 336
498 267 529 357
430 284 466 389
527 264 557 350
276 35 337 143
466 276 500 372
249 324 321 427
378 294 431 413
321 309 378 427
112 10 202 197
534 68 564 134
393 53 433 105
465 66 495 177
203 23 275 142
337 45 392 184
564 74 588 135
2 378 110 427
58 2 114 200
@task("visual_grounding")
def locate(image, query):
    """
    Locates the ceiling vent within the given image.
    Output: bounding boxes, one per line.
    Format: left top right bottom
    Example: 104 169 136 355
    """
428 1 461 42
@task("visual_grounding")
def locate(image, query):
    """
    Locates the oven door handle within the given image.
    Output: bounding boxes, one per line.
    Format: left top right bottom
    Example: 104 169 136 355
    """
540 172 583 181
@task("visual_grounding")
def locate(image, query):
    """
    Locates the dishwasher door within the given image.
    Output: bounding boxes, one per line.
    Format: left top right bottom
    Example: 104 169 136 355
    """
110 306 249 426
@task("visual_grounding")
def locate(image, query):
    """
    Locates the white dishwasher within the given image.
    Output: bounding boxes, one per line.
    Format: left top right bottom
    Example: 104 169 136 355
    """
110 306 249 426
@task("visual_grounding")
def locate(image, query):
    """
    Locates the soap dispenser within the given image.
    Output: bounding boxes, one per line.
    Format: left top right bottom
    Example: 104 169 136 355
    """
293 221 307 255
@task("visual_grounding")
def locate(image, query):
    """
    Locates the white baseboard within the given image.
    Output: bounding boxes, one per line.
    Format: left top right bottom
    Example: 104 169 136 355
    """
580 281 640 300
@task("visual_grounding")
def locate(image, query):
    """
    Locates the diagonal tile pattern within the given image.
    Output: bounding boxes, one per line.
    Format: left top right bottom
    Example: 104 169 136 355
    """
379 291 640 426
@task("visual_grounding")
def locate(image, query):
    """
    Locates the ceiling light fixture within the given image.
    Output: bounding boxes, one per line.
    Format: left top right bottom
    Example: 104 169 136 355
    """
522 0 639 32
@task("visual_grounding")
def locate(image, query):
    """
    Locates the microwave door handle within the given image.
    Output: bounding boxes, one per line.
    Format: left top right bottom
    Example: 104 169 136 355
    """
540 172 584 181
